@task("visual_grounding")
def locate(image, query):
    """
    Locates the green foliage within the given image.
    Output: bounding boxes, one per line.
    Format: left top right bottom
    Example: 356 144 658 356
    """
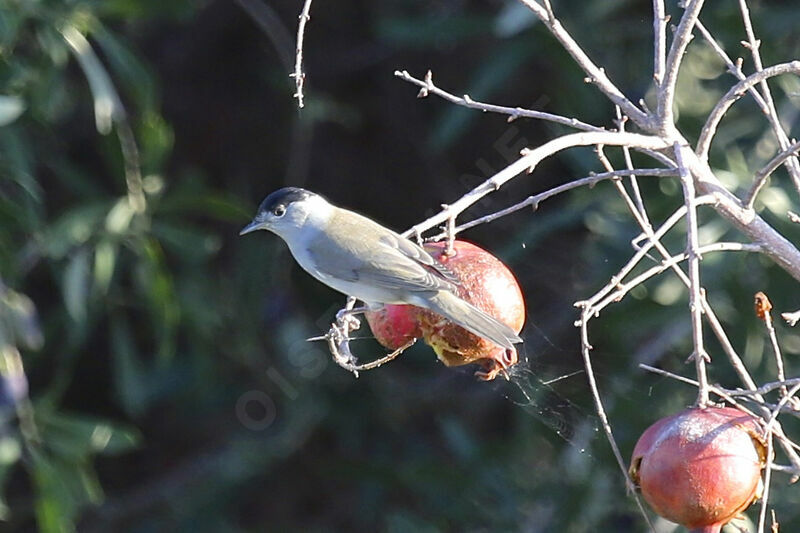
0 0 798 531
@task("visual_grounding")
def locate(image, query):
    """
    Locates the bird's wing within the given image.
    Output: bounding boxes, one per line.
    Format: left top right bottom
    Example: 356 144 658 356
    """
357 234 457 293
307 223 457 295
380 233 461 286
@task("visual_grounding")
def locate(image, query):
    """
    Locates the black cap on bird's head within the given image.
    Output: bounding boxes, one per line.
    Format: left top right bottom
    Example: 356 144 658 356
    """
258 187 316 215
239 187 323 236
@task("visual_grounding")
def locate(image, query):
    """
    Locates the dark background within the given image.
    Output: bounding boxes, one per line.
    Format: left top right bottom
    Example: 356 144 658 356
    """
1 1 799 531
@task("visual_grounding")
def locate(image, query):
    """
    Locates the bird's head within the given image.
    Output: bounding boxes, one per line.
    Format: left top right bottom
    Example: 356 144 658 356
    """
239 187 333 242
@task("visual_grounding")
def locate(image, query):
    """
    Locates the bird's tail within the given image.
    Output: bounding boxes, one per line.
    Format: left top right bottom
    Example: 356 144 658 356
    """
421 291 522 349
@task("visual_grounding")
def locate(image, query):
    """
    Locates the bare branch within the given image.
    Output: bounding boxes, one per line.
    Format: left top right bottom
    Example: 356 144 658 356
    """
446 168 677 236
394 69 605 132
291 0 313 108
401 131 670 239
745 140 800 209
675 143 711 406
652 0 667 85
695 20 800 196
517 0 651 129
737 0 800 195
678 147 800 282
755 292 790 402
658 0 706 132
615 108 648 219
590 243 760 316
696 61 800 160
579 310 655 531
758 429 775 533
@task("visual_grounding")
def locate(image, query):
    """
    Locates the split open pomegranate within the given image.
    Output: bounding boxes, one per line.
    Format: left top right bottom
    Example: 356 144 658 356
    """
365 240 525 380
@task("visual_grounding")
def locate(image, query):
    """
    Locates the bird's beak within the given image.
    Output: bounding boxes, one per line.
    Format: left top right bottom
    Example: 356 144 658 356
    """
239 220 263 236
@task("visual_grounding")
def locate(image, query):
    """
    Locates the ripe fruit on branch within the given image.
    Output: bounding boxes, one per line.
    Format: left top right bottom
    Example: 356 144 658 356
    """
365 240 525 380
364 304 421 351
629 407 767 532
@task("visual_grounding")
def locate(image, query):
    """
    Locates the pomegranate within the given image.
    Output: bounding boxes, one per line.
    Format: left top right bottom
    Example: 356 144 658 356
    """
366 240 525 380
365 304 421 350
629 407 767 532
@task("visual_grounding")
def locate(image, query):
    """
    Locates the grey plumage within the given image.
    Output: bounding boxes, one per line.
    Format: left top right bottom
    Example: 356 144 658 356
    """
240 187 522 350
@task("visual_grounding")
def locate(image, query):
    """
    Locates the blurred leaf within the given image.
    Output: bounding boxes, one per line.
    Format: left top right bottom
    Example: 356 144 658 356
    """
151 221 221 263
136 238 179 361
0 436 21 520
62 248 90 323
0 128 39 204
3 288 44 350
138 111 174 174
110 317 150 416
0 345 29 409
36 408 141 457
93 240 117 295
35 25 70 66
30 439 108 532
60 25 122 135
0 95 25 126
104 196 135 235
41 203 106 258
92 24 157 113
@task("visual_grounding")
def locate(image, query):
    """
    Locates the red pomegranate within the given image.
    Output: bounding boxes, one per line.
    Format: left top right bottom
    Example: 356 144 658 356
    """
630 406 767 532
365 240 525 380
364 304 421 350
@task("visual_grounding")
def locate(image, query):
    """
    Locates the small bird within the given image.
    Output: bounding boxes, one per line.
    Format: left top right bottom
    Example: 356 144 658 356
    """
239 187 522 350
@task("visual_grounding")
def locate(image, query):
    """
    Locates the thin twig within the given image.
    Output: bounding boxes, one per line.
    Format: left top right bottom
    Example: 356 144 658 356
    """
517 0 651 129
639 364 800 480
638 364 753 411
757 426 773 533
679 147 800 282
763 382 800 441
394 69 605 132
696 61 800 160
580 311 655 532
291 0 313 108
675 143 710 406
616 108 648 218
745 140 800 209
401 131 671 239
695 19 800 198
591 244 760 317
726 378 800 399
737 0 800 195
658 0 706 132
755 292 789 400
440 168 678 238
652 0 667 85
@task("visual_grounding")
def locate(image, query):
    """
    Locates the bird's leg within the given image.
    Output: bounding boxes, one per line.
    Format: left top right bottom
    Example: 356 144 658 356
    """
324 299 412 378
335 305 369 331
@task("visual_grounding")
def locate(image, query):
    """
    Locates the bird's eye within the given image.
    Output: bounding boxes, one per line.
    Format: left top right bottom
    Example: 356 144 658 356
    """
272 205 286 217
